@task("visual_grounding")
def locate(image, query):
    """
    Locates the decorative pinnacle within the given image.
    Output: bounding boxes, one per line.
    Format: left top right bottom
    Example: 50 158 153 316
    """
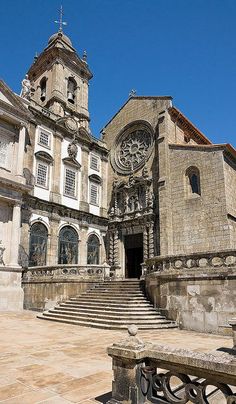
82 50 87 63
55 5 67 33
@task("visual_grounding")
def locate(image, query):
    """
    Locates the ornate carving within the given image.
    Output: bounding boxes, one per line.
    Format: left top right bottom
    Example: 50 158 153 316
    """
67 139 78 159
65 117 78 133
111 122 154 175
0 241 5 266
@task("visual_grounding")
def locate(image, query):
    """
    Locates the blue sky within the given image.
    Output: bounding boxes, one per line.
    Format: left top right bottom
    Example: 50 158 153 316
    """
0 0 236 145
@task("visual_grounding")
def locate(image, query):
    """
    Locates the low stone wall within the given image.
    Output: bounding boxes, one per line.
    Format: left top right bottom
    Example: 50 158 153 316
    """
145 250 236 334
22 264 109 311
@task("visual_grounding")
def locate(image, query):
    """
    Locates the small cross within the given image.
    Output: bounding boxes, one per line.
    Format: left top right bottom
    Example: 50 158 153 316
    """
129 89 137 98
55 5 67 33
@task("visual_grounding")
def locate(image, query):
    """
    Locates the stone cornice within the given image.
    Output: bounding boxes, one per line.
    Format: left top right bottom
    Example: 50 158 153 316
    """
28 48 93 82
24 196 108 227
168 106 211 145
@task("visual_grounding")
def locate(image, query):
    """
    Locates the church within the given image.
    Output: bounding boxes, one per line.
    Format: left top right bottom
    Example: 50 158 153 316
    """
0 24 235 333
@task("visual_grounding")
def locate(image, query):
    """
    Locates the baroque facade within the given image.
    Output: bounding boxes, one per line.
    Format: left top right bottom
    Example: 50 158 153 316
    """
0 27 235 331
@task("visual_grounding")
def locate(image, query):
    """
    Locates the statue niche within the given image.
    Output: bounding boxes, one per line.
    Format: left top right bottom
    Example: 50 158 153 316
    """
109 168 154 220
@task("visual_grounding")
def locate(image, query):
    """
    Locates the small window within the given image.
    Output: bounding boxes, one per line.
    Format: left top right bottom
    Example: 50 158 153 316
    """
38 128 50 148
90 154 99 171
64 167 77 197
36 161 48 188
90 182 99 205
186 166 201 196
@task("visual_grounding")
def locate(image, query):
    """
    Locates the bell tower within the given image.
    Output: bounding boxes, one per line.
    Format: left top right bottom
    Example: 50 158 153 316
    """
27 9 92 129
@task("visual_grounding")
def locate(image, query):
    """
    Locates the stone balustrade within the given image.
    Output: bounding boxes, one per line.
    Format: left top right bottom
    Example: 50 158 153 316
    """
22 263 111 282
145 249 236 275
107 324 236 404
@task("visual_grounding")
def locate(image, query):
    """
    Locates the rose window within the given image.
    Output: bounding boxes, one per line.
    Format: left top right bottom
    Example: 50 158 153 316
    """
111 123 153 175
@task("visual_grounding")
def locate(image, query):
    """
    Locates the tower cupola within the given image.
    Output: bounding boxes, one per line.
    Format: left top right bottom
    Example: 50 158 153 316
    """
26 7 92 129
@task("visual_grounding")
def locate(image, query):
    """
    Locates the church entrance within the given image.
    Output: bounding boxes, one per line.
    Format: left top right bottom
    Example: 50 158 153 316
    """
124 233 143 279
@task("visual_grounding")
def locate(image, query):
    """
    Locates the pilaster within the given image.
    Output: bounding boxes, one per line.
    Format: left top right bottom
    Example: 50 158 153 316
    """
80 144 89 212
50 132 62 204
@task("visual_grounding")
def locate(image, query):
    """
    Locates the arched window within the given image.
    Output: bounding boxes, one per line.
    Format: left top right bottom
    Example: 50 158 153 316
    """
67 77 76 104
29 222 48 267
186 166 201 196
58 226 78 264
87 234 100 265
40 77 47 102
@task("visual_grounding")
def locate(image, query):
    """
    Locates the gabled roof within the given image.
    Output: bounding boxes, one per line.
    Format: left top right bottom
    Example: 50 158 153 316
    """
101 96 173 132
168 106 212 145
169 143 236 162
0 79 31 122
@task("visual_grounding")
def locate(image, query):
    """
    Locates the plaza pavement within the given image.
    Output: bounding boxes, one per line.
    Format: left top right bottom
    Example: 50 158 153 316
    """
0 311 232 403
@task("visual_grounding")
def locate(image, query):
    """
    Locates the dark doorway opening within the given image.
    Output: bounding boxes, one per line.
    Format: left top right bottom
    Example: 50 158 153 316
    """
124 233 143 279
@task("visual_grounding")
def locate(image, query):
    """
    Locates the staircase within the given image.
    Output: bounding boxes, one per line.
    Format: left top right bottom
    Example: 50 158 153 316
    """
37 280 177 330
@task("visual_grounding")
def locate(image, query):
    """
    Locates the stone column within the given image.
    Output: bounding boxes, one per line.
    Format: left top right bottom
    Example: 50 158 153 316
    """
80 145 89 212
9 203 21 267
143 226 148 261
16 124 26 176
108 231 114 266
229 318 236 349
50 133 62 204
148 223 154 258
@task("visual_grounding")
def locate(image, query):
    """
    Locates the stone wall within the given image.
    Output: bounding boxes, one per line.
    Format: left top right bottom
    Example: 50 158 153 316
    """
145 251 236 334
22 264 108 311
23 279 97 311
168 145 230 253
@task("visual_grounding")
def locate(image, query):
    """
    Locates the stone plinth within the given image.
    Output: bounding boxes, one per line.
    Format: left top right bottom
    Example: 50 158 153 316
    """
0 267 24 310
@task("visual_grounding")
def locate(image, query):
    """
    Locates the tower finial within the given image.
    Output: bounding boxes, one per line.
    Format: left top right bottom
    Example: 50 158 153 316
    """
54 5 67 33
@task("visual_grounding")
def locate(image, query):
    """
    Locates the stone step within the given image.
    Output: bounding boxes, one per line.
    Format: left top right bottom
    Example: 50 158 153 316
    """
53 307 165 320
65 300 153 308
38 279 177 330
59 303 159 313
70 296 148 303
38 312 177 329
58 303 161 316
85 290 144 296
45 311 172 325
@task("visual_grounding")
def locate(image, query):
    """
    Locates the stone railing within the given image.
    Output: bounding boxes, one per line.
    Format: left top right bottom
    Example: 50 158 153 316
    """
145 249 236 275
22 263 111 282
107 324 236 404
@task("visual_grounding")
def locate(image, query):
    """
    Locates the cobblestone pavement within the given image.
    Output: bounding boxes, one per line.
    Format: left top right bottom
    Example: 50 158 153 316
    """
0 311 232 403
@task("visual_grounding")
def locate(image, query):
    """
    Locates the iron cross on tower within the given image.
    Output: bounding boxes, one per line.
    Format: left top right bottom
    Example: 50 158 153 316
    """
55 5 67 33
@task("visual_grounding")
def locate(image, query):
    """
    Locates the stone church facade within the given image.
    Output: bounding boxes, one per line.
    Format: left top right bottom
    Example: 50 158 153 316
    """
0 28 235 332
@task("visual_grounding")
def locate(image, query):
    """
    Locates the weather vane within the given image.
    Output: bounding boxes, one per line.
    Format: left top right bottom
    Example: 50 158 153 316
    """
55 5 67 33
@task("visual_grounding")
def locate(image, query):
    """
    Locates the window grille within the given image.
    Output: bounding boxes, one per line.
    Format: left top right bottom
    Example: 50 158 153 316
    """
39 129 50 147
64 168 76 197
90 155 99 171
36 162 48 188
90 182 99 205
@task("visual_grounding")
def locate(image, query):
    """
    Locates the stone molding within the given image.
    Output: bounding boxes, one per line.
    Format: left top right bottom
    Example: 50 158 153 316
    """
146 249 236 275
